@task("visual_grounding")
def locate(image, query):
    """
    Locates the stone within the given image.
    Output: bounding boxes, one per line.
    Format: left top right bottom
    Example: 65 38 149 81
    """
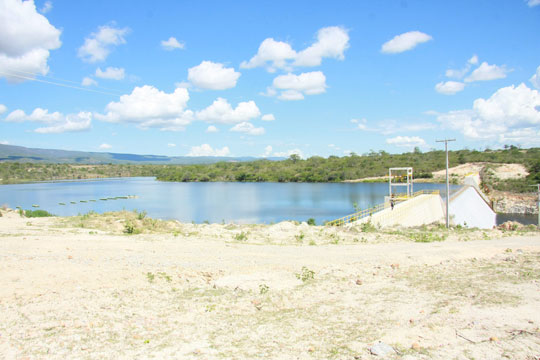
355 279 363 285
369 341 395 356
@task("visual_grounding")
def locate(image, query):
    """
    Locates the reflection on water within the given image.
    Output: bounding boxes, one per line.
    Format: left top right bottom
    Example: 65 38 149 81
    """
0 177 461 224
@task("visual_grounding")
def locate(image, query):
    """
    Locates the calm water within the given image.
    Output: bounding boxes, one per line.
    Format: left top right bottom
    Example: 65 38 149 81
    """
0 177 464 224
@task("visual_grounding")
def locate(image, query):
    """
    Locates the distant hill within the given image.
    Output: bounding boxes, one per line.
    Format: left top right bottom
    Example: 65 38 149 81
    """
0 144 282 164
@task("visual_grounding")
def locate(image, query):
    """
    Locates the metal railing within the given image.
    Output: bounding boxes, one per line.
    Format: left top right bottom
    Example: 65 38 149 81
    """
327 189 440 226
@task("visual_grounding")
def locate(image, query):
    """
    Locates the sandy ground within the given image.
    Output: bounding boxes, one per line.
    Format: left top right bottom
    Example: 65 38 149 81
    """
1 209 540 359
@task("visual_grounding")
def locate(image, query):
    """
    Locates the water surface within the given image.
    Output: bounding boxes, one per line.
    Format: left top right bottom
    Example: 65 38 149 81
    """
0 177 464 224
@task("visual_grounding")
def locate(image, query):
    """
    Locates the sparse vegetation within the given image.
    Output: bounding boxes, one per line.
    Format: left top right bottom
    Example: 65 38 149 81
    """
23 209 55 218
234 231 248 241
296 266 315 282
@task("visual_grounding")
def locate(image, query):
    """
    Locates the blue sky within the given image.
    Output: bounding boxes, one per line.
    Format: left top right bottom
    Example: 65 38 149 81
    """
1 0 539 158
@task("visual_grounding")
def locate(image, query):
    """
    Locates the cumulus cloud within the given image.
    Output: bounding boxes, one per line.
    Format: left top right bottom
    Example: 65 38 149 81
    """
465 62 509 82
530 65 540 89
0 140 9 145
187 61 240 90
527 0 540 7
95 66 125 80
381 31 432 54
82 77 97 86
95 85 193 131
230 122 265 136
0 104 6 115
293 26 349 67
262 145 272 157
241 26 349 72
436 83 540 142
40 1 52 13
167 143 176 147
386 136 427 148
435 81 466 95
196 98 260 124
0 0 61 82
99 143 112 150
240 38 296 72
187 144 230 157
445 55 479 79
5 108 91 133
206 125 218 133
78 24 129 63
261 114 275 121
161 37 184 51
269 71 326 101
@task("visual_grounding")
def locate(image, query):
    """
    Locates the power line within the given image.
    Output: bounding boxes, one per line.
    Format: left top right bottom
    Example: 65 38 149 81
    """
0 70 123 97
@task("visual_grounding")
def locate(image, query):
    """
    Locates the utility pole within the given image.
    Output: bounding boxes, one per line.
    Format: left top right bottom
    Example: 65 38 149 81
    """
436 139 455 228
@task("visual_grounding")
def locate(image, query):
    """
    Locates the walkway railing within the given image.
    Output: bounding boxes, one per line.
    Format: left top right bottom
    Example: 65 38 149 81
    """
326 189 440 226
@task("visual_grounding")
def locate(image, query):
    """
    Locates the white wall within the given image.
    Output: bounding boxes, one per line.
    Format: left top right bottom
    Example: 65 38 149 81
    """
449 186 496 229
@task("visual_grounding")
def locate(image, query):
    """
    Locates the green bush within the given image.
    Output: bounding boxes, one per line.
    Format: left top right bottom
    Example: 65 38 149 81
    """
24 209 55 218
307 218 316 226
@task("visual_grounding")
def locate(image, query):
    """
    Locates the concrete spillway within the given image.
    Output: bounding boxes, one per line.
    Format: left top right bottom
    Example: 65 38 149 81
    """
355 194 445 228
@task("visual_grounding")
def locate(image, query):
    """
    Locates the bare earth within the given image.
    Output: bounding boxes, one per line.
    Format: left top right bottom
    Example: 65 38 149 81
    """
1 210 540 359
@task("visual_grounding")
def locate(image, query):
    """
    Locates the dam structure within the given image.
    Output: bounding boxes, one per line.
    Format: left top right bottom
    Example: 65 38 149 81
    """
329 172 496 229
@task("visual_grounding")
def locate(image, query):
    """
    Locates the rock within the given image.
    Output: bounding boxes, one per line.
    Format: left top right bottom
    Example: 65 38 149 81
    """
411 342 421 350
369 341 395 356
355 279 363 285
489 336 499 342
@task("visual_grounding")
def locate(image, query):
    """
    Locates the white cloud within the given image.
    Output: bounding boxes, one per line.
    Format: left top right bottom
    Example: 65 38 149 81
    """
187 144 230 157
381 31 432 54
0 104 6 115
230 122 265 136
40 1 52 13
161 37 184 51
278 90 304 101
262 145 272 157
175 81 191 89
436 83 540 142
386 136 427 148
465 62 509 82
270 71 326 100
293 26 349 67
273 148 304 159
356 119 436 135
187 61 240 90
78 25 129 63
95 85 193 131
530 65 540 89
206 125 218 133
527 0 540 7
5 108 91 133
0 140 9 145
241 26 349 72
446 55 478 79
82 77 97 86
95 66 125 80
240 38 296 72
99 143 112 150
435 81 466 95
167 143 176 147
0 0 61 82
261 114 275 121
196 97 260 124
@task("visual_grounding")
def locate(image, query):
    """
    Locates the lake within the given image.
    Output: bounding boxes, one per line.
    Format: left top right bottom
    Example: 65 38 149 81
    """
0 177 533 225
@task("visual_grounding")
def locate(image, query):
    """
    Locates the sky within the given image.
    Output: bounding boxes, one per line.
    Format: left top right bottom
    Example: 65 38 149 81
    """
0 0 539 158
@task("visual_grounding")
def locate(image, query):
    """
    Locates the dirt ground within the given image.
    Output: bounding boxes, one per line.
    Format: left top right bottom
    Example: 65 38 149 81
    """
1 209 540 359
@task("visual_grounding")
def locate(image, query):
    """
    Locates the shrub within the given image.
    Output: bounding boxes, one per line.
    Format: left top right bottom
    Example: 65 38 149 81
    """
235 231 248 241
307 218 316 226
295 266 315 282
24 209 55 218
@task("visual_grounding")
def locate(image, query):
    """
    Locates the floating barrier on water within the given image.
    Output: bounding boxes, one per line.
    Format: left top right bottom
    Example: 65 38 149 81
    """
80 200 87 203
32 204 39 208
70 201 77 204
59 202 66 205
